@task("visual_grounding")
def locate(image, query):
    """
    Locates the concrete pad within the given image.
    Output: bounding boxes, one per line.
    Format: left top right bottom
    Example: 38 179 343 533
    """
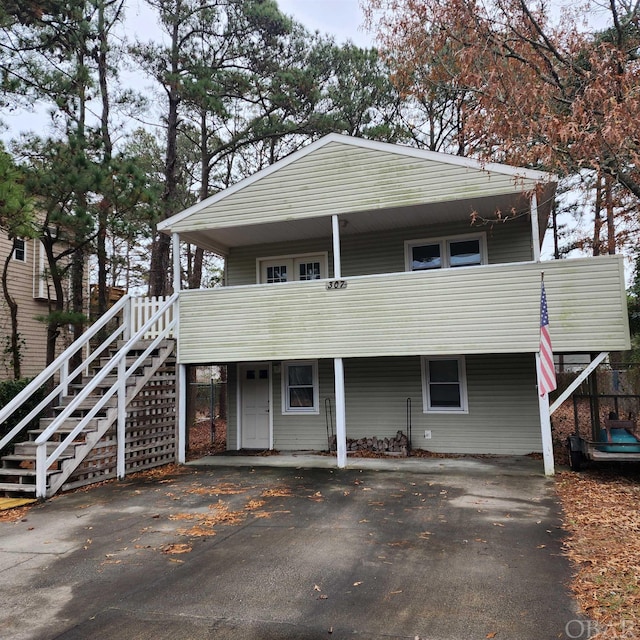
0 459 589 640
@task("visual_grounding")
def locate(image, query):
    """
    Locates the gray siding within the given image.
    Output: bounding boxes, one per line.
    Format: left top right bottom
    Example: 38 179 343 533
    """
228 354 541 455
179 255 629 363
227 238 333 286
341 354 540 455
271 359 335 451
172 140 548 233
225 216 532 286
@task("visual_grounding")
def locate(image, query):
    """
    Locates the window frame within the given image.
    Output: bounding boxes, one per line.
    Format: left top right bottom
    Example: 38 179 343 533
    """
257 252 328 284
13 238 26 263
405 232 487 272
421 355 469 414
281 360 320 415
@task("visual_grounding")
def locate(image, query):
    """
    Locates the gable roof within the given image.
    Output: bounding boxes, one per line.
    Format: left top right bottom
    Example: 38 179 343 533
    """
158 133 557 252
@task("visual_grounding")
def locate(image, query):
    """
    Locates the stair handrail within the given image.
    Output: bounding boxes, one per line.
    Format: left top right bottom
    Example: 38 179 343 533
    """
0 294 132 452
1 322 127 448
35 293 178 497
41 316 177 481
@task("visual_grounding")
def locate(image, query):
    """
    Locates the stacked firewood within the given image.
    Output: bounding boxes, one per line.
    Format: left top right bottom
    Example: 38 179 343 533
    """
329 430 409 456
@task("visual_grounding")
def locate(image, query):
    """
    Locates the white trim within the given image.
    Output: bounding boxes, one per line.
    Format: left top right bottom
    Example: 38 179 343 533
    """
405 232 487 271
177 363 187 463
334 358 346 468
281 360 319 415
256 252 329 284
33 239 56 300
158 133 558 233
421 355 469 414
530 193 541 261
332 215 342 279
549 351 607 415
172 233 181 293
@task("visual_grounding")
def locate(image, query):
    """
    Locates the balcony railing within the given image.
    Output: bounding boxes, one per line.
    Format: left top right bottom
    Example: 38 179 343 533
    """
177 255 629 363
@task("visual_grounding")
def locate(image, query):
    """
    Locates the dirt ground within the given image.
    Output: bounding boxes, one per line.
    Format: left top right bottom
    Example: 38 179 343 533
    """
556 465 640 640
187 417 226 460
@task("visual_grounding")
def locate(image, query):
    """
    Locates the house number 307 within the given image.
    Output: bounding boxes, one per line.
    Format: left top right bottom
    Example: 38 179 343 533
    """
326 280 347 290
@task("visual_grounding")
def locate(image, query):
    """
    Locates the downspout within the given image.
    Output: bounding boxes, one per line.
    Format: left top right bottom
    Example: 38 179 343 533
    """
331 215 347 468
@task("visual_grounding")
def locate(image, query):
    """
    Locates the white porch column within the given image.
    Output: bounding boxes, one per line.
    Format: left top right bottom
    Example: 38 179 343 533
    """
117 356 126 479
178 363 187 464
334 357 347 468
536 352 555 476
332 214 342 278
530 192 541 261
172 232 181 293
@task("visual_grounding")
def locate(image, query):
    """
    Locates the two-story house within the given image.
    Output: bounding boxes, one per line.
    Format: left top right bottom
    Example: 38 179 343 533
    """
159 134 630 475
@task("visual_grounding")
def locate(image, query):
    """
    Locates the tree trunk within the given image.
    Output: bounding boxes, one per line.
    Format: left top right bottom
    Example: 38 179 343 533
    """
42 235 66 368
605 175 616 255
593 172 603 256
149 6 182 297
96 0 113 316
2 243 21 379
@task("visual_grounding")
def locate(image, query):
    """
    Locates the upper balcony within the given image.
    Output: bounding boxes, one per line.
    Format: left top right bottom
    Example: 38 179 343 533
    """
177 255 630 364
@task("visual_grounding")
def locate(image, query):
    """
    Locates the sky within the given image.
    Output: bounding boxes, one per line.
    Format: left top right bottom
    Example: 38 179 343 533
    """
123 0 374 47
276 0 374 47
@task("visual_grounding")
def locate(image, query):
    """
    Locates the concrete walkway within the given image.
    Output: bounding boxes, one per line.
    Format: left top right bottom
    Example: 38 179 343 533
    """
0 456 590 640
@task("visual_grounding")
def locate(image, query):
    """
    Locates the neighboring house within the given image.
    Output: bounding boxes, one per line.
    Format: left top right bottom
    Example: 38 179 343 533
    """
159 134 630 473
0 233 71 380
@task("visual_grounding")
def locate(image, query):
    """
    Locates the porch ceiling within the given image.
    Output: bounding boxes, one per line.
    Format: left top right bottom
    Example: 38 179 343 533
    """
177 189 550 255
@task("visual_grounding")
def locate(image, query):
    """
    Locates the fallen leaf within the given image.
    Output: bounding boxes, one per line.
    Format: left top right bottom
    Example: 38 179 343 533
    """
162 543 192 554
486 632 497 639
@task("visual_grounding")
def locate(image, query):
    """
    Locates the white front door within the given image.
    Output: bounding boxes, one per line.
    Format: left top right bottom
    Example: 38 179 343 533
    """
240 363 271 449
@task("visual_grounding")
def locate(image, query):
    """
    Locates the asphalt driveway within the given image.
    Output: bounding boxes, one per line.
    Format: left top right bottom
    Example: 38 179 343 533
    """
0 457 590 640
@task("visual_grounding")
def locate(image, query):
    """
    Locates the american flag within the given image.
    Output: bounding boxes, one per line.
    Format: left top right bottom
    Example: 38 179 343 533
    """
539 281 557 397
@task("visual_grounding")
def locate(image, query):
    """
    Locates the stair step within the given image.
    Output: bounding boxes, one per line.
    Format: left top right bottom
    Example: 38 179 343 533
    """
97 354 156 366
37 417 100 431
0 483 38 494
2 453 73 465
0 468 37 477
14 441 83 456
55 397 117 411
0 336 175 498
116 338 174 351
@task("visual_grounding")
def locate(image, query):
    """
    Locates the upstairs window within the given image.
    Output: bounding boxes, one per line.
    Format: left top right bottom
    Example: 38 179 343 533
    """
13 238 26 262
406 233 486 271
258 253 327 284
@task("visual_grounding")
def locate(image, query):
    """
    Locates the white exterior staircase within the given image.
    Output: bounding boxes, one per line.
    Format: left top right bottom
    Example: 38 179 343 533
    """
0 294 178 499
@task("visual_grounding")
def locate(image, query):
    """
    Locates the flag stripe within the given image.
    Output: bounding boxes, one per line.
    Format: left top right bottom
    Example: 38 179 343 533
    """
539 282 557 397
